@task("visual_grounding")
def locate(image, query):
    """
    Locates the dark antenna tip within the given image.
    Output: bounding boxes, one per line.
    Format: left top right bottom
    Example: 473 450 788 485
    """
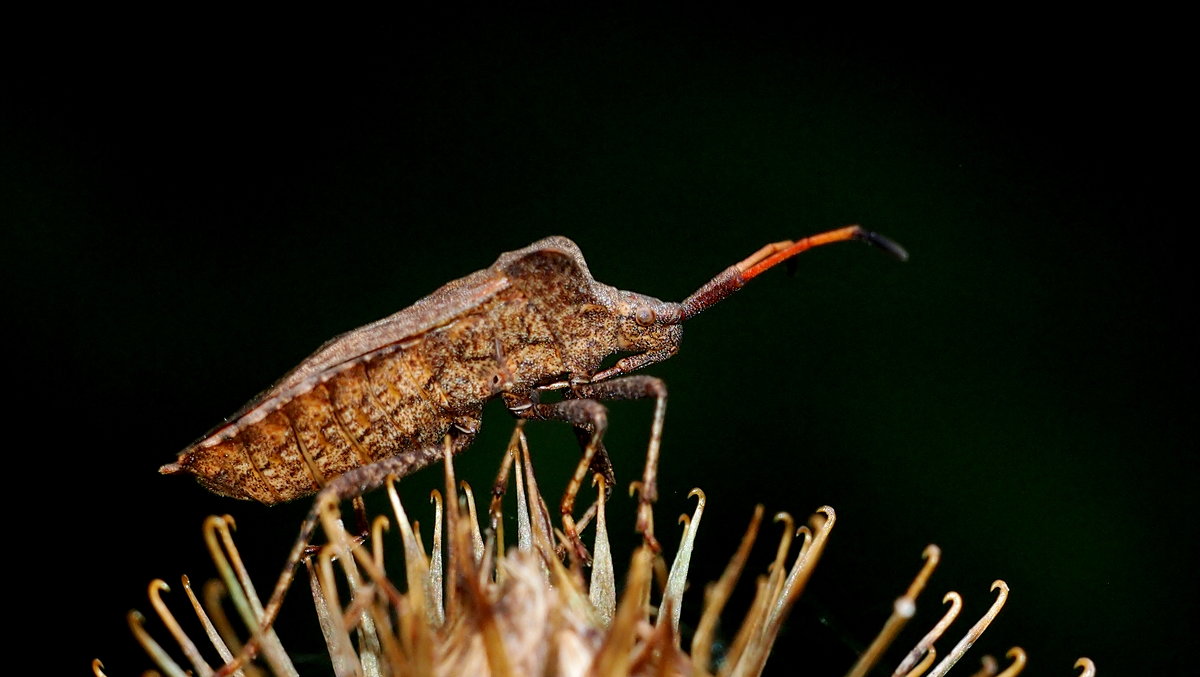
855 229 910 262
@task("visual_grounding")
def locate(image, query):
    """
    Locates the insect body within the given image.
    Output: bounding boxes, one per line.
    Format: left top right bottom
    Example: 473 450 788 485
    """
163 236 682 503
164 227 904 511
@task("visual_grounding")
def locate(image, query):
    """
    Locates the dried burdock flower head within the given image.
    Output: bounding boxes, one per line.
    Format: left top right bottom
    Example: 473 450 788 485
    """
102 427 1097 676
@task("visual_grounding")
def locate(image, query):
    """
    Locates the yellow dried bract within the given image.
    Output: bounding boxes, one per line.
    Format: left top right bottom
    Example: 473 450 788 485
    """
111 431 1095 676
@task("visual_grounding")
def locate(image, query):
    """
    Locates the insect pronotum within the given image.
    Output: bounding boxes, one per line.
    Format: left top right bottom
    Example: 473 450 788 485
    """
163 225 907 674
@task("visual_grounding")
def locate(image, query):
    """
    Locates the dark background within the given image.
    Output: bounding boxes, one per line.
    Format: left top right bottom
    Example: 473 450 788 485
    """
6 15 1190 675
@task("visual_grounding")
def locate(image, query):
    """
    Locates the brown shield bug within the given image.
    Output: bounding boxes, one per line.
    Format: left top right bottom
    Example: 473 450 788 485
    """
163 225 907 673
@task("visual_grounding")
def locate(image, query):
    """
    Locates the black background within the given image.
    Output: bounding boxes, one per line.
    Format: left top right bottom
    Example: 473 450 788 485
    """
6 14 1190 675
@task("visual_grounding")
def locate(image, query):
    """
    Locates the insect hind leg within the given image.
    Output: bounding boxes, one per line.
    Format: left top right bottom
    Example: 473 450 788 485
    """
302 496 370 557
214 436 470 676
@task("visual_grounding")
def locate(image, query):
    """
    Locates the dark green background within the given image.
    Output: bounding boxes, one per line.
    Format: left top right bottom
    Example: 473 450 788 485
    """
7 15 1189 675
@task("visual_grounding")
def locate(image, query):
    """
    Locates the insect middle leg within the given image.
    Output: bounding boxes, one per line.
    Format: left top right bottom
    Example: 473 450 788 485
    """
517 375 667 553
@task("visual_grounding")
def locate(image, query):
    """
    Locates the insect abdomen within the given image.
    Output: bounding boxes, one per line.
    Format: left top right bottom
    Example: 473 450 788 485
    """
173 346 471 504
169 289 575 505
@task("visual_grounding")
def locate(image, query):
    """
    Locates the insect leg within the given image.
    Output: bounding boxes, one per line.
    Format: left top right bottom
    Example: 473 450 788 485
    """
569 375 667 552
214 435 472 677
517 375 667 553
560 428 616 552
520 374 672 554
572 426 616 501
515 398 609 561
502 391 613 491
302 496 370 557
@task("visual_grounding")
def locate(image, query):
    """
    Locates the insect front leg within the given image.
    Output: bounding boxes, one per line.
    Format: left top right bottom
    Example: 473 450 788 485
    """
214 435 472 677
570 375 667 553
514 397 611 561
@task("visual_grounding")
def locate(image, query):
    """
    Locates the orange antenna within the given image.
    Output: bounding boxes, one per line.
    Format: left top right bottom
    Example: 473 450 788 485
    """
680 225 908 321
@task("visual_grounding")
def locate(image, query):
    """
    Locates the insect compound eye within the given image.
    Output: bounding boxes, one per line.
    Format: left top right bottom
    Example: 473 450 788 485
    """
635 307 657 327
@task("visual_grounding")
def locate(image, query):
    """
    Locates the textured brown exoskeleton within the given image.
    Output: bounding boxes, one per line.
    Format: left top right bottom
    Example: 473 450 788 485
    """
163 225 906 675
